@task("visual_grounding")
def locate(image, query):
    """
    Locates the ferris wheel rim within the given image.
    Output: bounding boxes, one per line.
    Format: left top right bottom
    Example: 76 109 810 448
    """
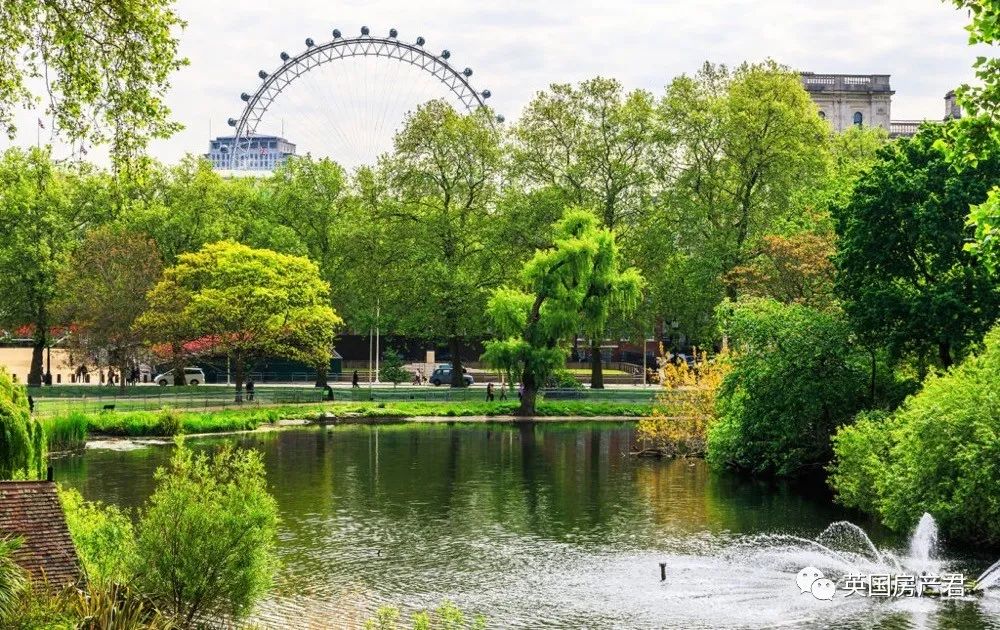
226 30 494 168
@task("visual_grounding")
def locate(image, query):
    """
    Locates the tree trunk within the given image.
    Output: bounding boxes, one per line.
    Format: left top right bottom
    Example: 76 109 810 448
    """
589 339 604 389
314 362 328 388
938 341 953 369
171 342 186 386
28 304 47 386
233 355 245 403
449 336 466 388
118 357 129 393
518 382 538 416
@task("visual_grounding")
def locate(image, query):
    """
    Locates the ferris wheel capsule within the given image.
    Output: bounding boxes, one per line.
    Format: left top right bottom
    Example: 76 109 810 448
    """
441 50 451 59
305 38 315 47
280 51 290 61
496 114 505 123
240 92 250 101
389 28 398 38
361 26 370 36
463 68 473 77
258 70 268 79
481 90 491 99
227 118 237 127
332 29 342 38
415 36 425 46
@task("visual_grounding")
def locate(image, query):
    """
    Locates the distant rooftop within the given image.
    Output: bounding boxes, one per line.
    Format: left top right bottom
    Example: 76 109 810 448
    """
800 73 894 94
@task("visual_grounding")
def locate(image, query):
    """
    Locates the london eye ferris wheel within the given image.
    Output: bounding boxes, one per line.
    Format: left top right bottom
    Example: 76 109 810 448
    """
220 26 501 172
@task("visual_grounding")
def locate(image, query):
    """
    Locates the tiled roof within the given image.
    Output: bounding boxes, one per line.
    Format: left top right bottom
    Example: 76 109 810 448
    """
0 481 81 588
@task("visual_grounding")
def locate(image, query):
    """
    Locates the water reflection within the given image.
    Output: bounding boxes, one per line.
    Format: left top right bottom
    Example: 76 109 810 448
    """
52 423 1000 629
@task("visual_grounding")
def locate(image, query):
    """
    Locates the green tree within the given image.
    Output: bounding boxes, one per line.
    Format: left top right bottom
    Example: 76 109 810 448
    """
379 348 409 387
830 323 1000 545
482 210 643 415
0 147 112 385
138 241 342 401
651 61 829 340
944 1 1000 272
707 298 870 477
833 121 1000 368
55 227 163 391
380 101 504 387
513 77 659 387
0 0 186 164
0 368 45 479
135 441 278 626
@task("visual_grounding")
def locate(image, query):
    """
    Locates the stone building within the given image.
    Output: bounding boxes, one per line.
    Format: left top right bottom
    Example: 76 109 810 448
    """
800 73 960 138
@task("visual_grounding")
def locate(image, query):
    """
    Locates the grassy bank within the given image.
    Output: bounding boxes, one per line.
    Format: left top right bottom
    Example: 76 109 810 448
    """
43 399 654 442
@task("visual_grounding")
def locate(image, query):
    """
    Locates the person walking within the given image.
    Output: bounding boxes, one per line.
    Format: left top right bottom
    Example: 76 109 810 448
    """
352 370 360 388
486 382 495 402
246 378 255 402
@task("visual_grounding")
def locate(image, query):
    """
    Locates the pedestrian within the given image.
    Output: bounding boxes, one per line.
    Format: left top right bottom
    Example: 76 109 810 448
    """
486 382 495 402
517 382 524 401
499 384 507 401
27 395 34 414
352 370 360 388
246 378 255 401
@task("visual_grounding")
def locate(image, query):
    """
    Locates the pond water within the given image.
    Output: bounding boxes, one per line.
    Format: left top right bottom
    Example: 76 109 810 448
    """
53 422 1000 629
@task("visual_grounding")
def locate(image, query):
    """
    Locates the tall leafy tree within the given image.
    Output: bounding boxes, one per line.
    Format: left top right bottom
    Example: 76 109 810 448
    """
513 77 659 387
138 241 343 401
656 61 829 302
833 122 1000 368
0 0 187 164
55 226 163 390
0 147 112 385
482 210 643 415
380 100 504 386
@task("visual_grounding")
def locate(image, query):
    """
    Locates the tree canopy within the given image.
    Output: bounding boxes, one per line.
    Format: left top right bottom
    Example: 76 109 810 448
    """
137 241 342 400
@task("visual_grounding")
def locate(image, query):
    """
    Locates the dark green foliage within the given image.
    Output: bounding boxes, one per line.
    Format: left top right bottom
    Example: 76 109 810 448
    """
833 121 1000 367
707 299 870 477
830 325 1000 545
0 536 27 625
379 348 410 387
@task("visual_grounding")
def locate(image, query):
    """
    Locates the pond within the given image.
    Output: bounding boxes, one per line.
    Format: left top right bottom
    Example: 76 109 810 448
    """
53 422 1000 629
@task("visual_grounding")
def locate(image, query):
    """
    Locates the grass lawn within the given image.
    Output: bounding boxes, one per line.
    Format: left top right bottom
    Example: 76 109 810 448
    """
41 397 658 444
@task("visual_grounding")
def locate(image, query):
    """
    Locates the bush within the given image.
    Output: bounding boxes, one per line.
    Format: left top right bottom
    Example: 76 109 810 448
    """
59 487 137 587
365 601 486 630
545 368 583 389
830 325 1000 545
707 299 870 476
155 407 182 436
135 440 279 625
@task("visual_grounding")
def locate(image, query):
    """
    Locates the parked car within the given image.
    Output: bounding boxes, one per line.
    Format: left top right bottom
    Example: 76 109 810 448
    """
429 367 474 386
153 367 206 386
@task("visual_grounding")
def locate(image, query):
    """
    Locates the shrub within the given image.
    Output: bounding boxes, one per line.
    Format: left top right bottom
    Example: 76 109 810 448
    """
830 325 1000 545
155 407 183 436
59 487 137 587
545 368 582 389
365 601 486 630
637 351 730 456
135 440 279 626
706 299 870 476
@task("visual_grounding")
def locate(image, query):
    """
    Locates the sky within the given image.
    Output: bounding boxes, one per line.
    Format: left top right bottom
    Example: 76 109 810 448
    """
1 0 985 167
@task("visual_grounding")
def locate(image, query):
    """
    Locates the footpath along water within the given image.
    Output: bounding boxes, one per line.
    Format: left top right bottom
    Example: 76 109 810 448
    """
53 423 1000 629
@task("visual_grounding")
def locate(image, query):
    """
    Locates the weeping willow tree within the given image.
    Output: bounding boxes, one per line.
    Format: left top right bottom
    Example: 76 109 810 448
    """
0 368 45 479
482 209 644 415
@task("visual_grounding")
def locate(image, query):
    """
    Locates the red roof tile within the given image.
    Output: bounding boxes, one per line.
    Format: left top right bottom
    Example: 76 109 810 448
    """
0 481 81 588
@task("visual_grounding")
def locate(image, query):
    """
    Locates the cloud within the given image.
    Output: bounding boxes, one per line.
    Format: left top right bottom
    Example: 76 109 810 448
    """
0 0 983 166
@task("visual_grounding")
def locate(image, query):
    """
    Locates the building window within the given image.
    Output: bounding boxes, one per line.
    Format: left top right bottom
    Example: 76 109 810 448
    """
853 112 863 126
